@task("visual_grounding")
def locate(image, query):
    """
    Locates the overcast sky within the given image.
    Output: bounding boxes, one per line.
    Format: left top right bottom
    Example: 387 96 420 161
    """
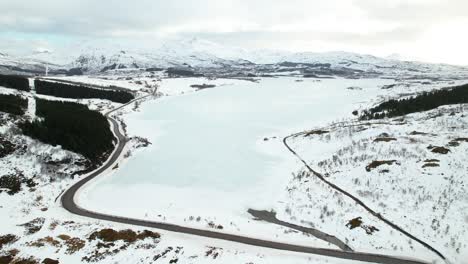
1 0 467 65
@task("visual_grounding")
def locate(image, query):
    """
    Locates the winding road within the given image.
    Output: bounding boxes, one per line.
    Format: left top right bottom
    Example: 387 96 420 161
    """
283 129 446 262
60 93 432 264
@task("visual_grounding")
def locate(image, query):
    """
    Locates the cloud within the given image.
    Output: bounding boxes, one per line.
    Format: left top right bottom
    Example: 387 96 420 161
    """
0 0 467 64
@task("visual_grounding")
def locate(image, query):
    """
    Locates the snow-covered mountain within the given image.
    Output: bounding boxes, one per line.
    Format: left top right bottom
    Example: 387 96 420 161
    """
1 38 468 79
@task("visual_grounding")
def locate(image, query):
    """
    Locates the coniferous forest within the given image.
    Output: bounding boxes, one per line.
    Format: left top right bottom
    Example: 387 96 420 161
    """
19 98 115 163
0 74 30 91
0 94 28 115
35 80 135 103
361 83 468 120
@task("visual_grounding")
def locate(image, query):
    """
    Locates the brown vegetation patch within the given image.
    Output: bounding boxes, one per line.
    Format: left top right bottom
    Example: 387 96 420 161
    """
57 235 70 241
373 137 397 143
26 234 84 255
365 160 398 172
423 163 440 168
10 257 39 264
27 237 60 248
64 238 85 254
346 217 363 229
41 259 59 264
304 130 329 137
431 146 450 154
0 255 14 264
0 235 18 250
346 217 379 235
83 228 160 262
88 229 160 243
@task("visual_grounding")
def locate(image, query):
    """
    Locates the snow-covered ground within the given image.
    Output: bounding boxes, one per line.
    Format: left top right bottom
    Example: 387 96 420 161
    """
76 77 464 263
0 79 370 264
1 75 467 263
286 104 468 264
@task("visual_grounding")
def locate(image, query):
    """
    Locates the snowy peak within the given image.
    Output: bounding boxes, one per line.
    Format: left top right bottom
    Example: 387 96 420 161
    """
1 37 468 78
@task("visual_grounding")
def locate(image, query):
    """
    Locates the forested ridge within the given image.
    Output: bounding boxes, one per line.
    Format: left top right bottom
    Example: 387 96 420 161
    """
19 98 115 163
0 94 28 115
35 80 134 103
361 83 468 119
0 74 30 91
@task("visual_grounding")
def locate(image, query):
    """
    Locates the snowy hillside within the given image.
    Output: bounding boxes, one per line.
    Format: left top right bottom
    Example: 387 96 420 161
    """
1 38 468 79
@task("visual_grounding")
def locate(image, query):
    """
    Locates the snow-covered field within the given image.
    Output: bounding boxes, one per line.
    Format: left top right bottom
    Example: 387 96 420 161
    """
0 79 371 264
75 77 464 262
286 104 468 264
1 75 467 263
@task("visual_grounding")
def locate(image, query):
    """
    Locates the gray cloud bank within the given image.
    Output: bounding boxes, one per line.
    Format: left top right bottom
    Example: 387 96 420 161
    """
1 0 467 64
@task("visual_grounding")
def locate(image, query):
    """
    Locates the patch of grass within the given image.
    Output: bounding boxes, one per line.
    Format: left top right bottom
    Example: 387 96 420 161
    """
373 137 397 142
57 234 71 241
365 160 398 172
422 163 440 168
430 146 450 154
0 255 14 264
0 235 18 250
64 238 85 254
41 258 59 264
345 217 379 235
303 130 329 137
346 217 363 229
11 257 39 264
27 237 61 248
83 229 160 262
88 229 160 243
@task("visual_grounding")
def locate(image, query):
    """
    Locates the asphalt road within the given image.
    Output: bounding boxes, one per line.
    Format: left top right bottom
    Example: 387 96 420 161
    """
60 96 430 264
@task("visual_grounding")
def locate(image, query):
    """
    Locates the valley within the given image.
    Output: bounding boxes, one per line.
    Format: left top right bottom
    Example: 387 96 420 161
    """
0 48 467 264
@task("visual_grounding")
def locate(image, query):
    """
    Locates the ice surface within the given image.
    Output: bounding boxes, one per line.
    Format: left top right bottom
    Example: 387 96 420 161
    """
80 77 394 224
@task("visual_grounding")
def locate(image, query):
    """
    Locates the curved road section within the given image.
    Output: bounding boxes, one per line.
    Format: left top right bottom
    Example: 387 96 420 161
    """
283 131 446 261
61 96 429 264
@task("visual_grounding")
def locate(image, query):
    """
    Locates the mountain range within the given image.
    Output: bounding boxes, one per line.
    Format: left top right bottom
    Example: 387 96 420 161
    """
1 38 468 80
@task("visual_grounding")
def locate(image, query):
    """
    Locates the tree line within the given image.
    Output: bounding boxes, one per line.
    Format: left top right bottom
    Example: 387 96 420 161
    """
361 83 468 120
0 74 30 91
0 94 28 115
19 98 115 164
35 80 135 103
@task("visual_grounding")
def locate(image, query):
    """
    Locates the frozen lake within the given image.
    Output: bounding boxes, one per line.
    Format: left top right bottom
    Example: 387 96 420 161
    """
80 77 394 224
